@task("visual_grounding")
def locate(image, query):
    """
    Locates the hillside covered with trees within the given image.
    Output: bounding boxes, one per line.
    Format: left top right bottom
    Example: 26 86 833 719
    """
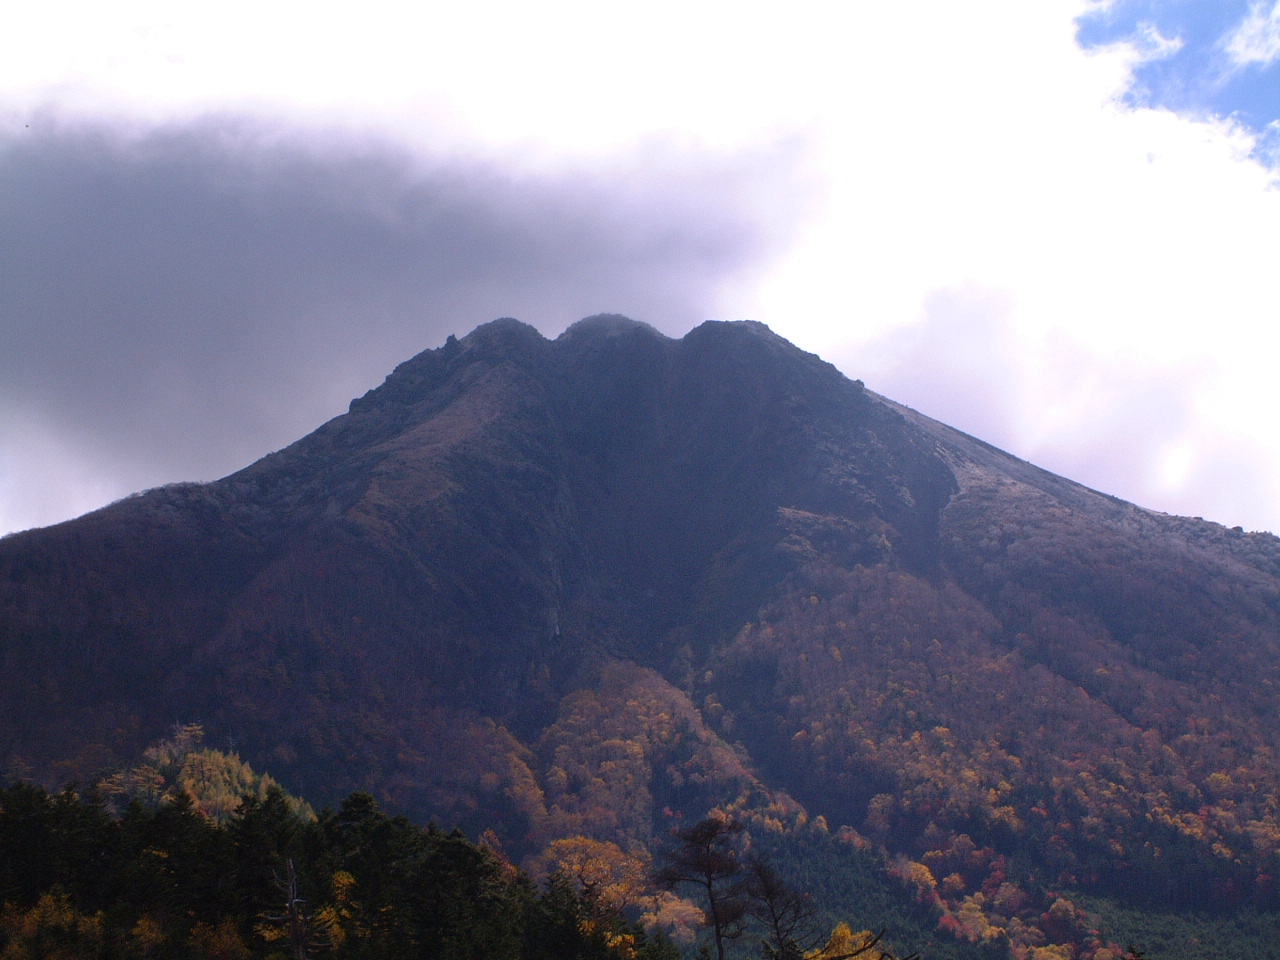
2 317 1278 958
0 778 677 960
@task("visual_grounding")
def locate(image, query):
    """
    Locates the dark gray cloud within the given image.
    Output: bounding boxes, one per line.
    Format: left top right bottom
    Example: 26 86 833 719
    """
0 117 810 532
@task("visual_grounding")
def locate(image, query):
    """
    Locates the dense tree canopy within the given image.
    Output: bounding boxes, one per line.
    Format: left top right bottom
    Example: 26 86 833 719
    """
0 782 676 960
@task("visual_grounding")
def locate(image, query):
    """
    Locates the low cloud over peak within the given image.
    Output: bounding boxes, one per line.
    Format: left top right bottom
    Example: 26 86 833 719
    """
0 118 812 534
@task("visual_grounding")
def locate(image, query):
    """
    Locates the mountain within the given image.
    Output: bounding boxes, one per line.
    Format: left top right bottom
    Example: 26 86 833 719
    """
3 316 1279 955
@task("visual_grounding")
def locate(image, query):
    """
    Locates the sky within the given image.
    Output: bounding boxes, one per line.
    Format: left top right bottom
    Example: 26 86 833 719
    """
1 0 1277 537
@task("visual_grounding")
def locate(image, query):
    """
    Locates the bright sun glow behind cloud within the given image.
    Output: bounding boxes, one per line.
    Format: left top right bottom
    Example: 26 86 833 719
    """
2 0 1278 535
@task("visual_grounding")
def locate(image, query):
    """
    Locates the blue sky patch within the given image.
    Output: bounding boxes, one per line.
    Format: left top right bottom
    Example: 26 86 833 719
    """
1077 1 1279 163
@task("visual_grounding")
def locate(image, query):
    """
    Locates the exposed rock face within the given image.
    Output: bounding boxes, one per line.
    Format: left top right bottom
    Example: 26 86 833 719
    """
2 316 1278 911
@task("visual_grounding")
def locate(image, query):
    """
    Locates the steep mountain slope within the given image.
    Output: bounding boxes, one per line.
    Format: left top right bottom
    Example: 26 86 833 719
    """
0 317 953 777
2 316 1278 953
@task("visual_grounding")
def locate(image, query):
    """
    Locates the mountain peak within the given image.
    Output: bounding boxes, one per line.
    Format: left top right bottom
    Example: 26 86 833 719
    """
456 316 548 355
3 316 1279 950
558 313 666 341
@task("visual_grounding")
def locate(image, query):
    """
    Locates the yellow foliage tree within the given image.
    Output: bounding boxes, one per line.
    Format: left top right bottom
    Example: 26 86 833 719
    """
536 836 651 914
805 923 920 960
0 890 105 960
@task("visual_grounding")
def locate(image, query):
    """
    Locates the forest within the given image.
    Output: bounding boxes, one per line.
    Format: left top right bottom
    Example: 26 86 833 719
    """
0 721 1177 960
0 725 911 960
0 778 680 960
0 773 968 960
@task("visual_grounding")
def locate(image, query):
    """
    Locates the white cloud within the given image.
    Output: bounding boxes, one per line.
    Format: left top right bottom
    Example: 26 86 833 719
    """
1223 1 1280 68
1134 20 1186 61
746 5 1280 532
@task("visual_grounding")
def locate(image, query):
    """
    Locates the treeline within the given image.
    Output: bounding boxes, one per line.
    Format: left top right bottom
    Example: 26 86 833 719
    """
0 781 676 960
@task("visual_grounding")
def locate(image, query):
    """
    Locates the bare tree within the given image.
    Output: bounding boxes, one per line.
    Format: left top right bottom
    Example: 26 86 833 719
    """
654 816 749 960
743 856 815 960
261 858 319 960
